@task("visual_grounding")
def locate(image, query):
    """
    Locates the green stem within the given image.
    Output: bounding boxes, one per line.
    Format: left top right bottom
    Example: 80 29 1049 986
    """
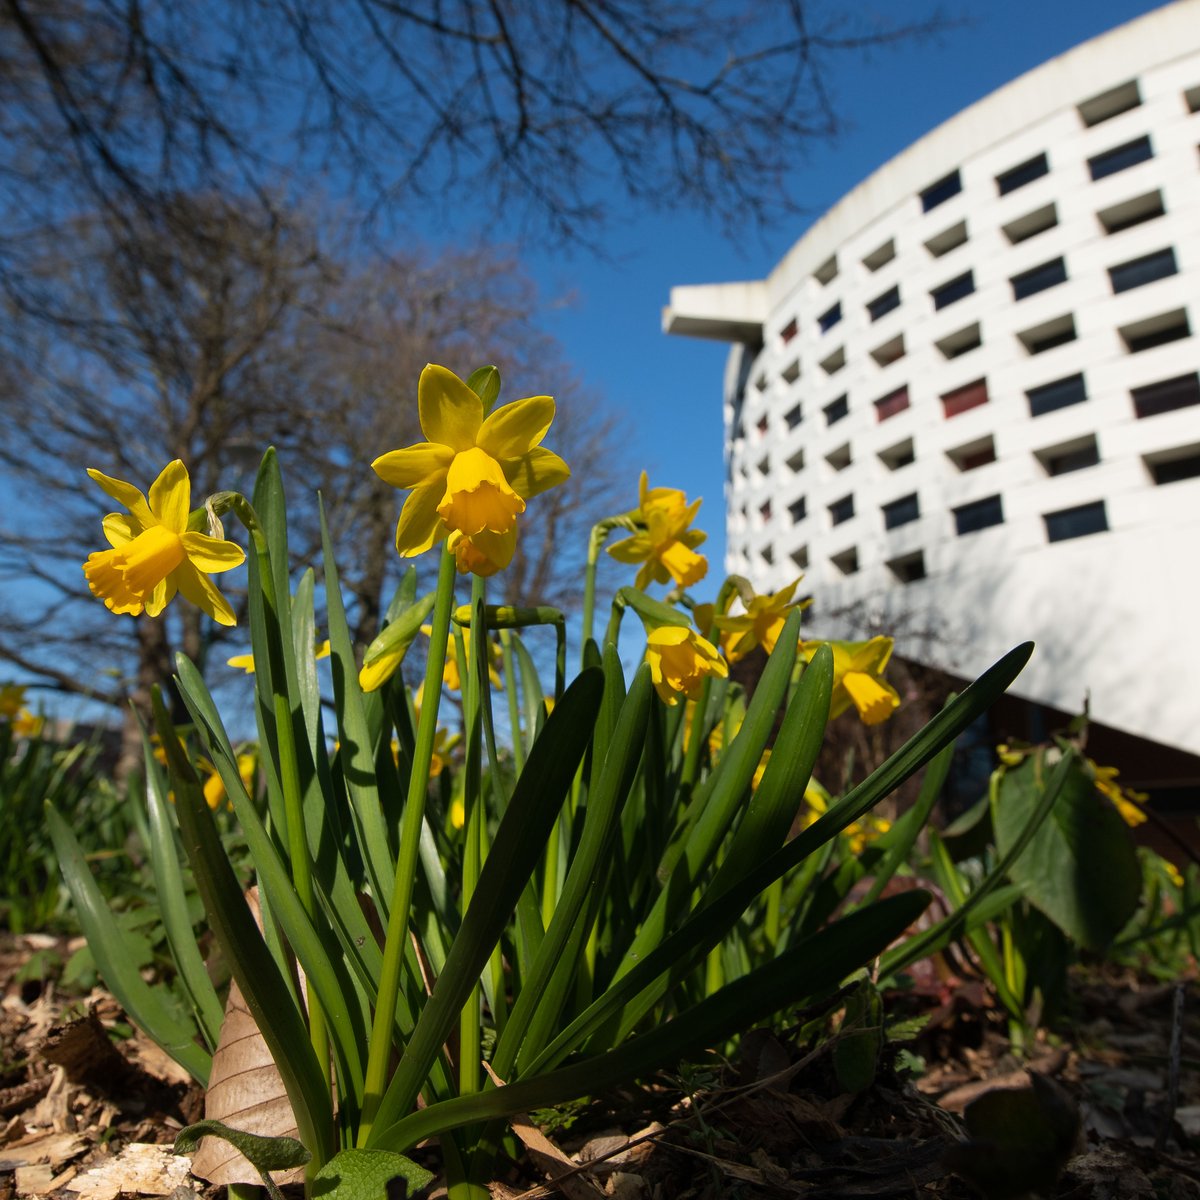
582 515 638 661
359 546 457 1145
498 629 525 774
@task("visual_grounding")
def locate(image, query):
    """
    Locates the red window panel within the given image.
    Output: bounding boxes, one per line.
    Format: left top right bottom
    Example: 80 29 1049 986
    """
780 318 798 344
875 385 910 422
942 378 989 418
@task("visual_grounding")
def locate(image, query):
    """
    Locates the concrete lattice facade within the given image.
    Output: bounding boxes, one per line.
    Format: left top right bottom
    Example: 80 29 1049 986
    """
665 1 1200 759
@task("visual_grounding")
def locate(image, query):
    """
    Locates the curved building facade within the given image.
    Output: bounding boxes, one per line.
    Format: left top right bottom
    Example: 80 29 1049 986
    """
665 1 1200 760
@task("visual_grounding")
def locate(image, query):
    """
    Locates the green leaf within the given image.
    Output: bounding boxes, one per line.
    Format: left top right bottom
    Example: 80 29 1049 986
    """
832 980 883 1094
992 750 1141 951
174 1120 311 1172
467 364 501 409
312 1149 434 1199
45 802 212 1084
365 667 605 1143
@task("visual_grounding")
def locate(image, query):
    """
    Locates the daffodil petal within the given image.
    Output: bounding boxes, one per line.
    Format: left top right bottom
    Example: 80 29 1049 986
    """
418 364 483 452
606 532 652 563
394 478 447 557
372 443 454 490
478 395 556 459
102 512 139 547
842 671 900 725
173 560 237 626
149 460 191 532
87 468 154 526
180 531 247 573
502 446 571 500
144 574 177 618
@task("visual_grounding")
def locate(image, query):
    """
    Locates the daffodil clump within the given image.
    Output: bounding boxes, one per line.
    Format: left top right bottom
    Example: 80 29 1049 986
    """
62 359 1056 1200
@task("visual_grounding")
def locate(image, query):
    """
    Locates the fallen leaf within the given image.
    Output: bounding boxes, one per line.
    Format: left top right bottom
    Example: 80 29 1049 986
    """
65 1142 196 1200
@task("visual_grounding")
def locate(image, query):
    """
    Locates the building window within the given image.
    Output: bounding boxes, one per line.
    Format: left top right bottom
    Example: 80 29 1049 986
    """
829 494 854 526
948 436 997 472
921 169 962 212
820 346 846 375
867 285 901 322
780 317 798 344
925 220 968 257
1019 315 1076 355
871 334 906 366
1088 134 1153 181
756 415 769 436
954 494 1004 535
1003 203 1058 245
1187 84 1200 114
757 456 770 475
942 378 989 418
826 443 851 472
996 152 1049 195
824 394 849 426
936 322 982 359
1147 447 1200 485
879 438 915 471
932 271 975 310
818 301 842 333
790 545 809 570
1078 79 1141 127
815 255 838 285
786 447 805 472
1121 309 1191 353
882 493 920 530
888 551 926 584
1037 436 1100 476
863 239 896 271
1027 373 1087 417
1097 189 1165 234
761 545 774 565
830 547 859 575
1131 373 1200 418
759 499 772 522
1108 248 1178 294
1011 257 1067 301
875 385 910 422
782 359 800 383
788 496 807 524
784 403 802 429
1044 500 1108 543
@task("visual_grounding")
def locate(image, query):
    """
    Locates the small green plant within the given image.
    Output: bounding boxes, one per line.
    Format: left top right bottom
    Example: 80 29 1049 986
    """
53 363 1040 1198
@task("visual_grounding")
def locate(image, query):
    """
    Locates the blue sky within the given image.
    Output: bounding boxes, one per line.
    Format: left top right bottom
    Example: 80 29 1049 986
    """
510 0 1166 597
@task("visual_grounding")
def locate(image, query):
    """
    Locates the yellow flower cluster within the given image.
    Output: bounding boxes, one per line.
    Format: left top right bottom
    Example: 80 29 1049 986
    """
0 684 43 738
607 473 708 590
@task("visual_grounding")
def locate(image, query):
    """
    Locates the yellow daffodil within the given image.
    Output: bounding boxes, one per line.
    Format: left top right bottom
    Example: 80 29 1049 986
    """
608 472 708 590
1 687 43 738
1089 759 1149 827
713 577 809 663
645 625 728 705
227 639 331 675
201 751 258 811
372 364 570 577
801 779 890 854
83 460 244 625
391 724 457 779
801 636 900 726
708 717 770 790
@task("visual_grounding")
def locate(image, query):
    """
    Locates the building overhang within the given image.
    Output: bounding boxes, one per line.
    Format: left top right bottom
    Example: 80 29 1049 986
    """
662 281 767 343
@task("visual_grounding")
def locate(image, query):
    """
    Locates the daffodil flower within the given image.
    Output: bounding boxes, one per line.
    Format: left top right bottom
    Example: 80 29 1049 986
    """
83 460 245 625
0 685 43 737
801 636 900 726
607 472 708 590
227 639 331 675
713 577 809 663
201 751 258 811
372 364 570 576
645 625 728 705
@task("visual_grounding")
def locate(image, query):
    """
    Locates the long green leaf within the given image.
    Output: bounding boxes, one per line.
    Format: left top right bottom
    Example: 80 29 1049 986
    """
373 890 931 1152
151 691 335 1166
46 802 212 1084
365 667 605 1145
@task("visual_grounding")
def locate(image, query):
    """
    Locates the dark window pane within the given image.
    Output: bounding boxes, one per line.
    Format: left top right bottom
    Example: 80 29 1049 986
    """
883 493 920 530
1132 373 1200 418
1028 373 1087 417
921 170 962 212
1044 500 1108 542
1125 315 1190 353
960 445 996 471
942 379 989 417
824 394 849 425
1011 257 1067 300
1109 248 1178 293
780 318 798 343
997 153 1049 195
829 494 854 525
1046 443 1100 475
932 271 975 310
1151 453 1200 484
819 301 842 333
784 403 802 429
1088 135 1153 181
889 552 926 583
875 385 910 421
954 494 1004 535
868 285 901 321
788 496 807 523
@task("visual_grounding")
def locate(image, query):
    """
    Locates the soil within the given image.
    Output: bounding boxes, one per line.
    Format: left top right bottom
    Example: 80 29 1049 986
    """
1 932 1197 1200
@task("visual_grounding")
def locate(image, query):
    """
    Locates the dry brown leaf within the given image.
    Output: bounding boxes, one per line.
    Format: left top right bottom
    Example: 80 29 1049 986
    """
65 1143 195 1200
0 1129 86 1171
187 890 305 1188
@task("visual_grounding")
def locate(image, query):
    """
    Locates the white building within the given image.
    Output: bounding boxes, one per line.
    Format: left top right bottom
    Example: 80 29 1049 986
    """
664 1 1200 768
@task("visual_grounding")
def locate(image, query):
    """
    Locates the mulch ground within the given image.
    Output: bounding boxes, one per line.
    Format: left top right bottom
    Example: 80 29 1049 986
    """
1 932 1197 1200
